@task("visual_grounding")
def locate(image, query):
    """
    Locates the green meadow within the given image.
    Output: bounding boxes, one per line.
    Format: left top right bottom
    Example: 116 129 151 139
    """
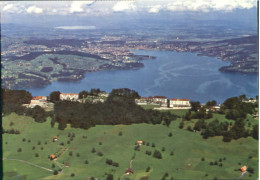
3 113 258 180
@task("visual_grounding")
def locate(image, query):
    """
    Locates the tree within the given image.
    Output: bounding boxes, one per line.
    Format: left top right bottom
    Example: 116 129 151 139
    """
146 166 151 172
31 105 48 123
251 124 258 140
53 170 58 175
79 90 89 99
49 91 61 102
106 174 113 180
206 100 217 107
153 150 162 159
168 132 172 137
179 121 184 129
190 101 201 112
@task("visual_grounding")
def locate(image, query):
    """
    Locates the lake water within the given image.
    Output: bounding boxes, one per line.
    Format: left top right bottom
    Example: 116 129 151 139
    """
26 50 258 103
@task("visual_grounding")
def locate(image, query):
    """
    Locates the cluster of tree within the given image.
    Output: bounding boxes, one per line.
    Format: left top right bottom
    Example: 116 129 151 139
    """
52 88 177 130
2 128 20 134
24 105 51 123
2 88 51 123
105 159 119 167
198 118 258 141
183 108 212 121
78 89 103 98
223 96 257 120
2 88 32 115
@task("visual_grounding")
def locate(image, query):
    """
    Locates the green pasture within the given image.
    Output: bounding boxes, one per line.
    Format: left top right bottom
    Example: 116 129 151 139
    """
2 113 258 180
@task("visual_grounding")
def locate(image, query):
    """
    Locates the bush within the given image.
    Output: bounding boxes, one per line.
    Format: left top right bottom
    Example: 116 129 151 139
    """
32 146 35 150
67 141 70 144
60 142 64 146
97 152 103 156
106 174 113 180
27 139 31 143
71 173 75 177
37 141 41 145
219 163 223 167
17 148 22 152
53 170 58 175
69 151 73 156
179 121 184 129
118 131 123 136
153 150 162 159
152 143 155 147
35 153 39 157
22 138 26 142
145 151 152 156
99 142 102 145
134 146 140 151
168 132 172 137
162 147 165 151
76 153 80 157
92 148 96 153
201 157 205 161
41 147 44 150
170 151 174 156
52 164 55 168
112 162 119 167
210 162 214 165
187 126 192 131
219 158 222 162
106 159 113 165
146 166 151 172
146 142 149 146
85 160 88 164
247 167 254 174
45 141 47 145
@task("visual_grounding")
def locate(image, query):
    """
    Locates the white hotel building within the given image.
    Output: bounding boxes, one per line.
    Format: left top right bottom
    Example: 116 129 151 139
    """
169 99 191 108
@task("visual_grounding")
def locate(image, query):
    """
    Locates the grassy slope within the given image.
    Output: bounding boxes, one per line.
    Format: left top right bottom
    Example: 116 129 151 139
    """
3 113 258 180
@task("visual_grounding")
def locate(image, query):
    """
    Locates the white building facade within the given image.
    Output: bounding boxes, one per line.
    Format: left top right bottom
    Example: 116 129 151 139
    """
60 93 79 101
169 99 191 109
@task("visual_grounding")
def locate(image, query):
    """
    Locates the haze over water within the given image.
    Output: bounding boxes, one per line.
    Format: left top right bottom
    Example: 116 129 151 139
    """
26 50 258 103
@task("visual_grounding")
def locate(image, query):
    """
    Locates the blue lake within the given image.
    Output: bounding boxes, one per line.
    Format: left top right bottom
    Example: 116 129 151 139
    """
26 50 258 103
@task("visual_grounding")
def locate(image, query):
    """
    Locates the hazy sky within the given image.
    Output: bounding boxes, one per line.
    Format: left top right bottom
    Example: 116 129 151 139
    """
0 1 257 27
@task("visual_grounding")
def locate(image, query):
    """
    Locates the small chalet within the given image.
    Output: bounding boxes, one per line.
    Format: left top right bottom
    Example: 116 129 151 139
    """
53 136 58 142
49 154 56 160
125 168 134 175
60 93 79 101
137 140 143 146
240 166 247 172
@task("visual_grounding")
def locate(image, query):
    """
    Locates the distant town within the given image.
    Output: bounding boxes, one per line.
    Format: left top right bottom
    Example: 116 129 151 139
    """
2 23 258 90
